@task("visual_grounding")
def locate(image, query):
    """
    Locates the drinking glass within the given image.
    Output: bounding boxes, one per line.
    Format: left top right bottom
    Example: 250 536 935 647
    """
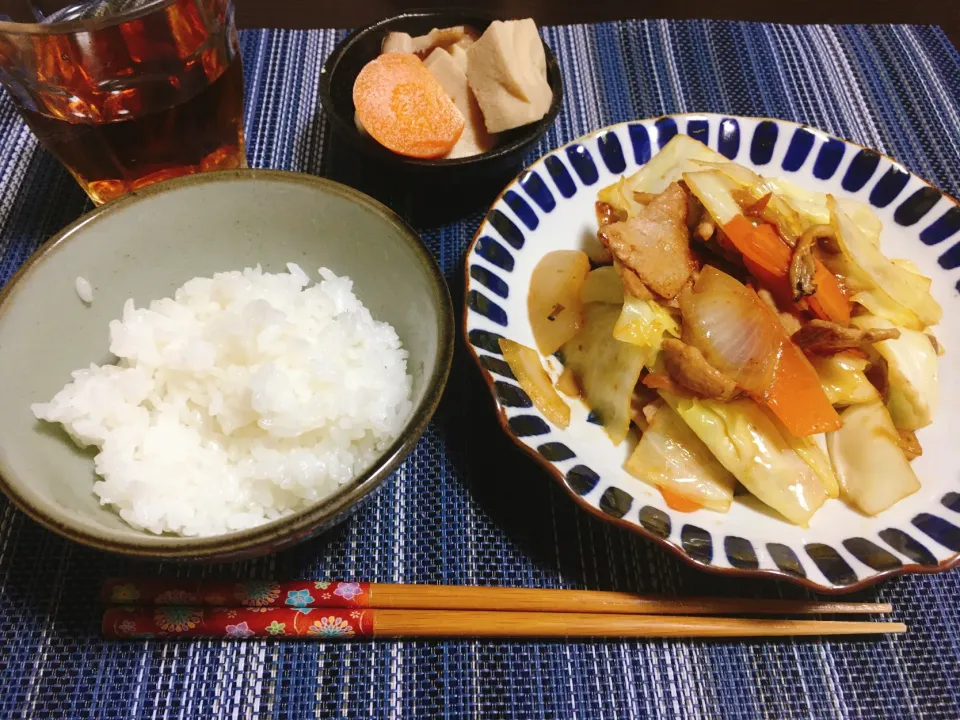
0 0 246 205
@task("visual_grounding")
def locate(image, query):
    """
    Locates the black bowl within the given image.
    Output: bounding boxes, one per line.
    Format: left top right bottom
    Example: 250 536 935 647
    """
319 8 563 224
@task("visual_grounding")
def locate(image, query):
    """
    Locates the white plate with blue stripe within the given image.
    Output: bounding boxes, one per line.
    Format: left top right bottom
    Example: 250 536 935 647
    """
464 113 960 593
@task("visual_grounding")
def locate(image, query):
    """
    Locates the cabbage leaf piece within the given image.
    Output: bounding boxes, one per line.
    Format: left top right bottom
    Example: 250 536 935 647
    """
852 315 939 430
562 303 647 445
660 393 834 526
827 401 921 515
830 196 941 328
810 352 880 407
598 134 727 218
612 296 680 366
625 404 736 512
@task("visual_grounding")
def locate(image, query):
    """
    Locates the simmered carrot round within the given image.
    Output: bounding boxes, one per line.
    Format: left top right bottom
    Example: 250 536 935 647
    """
353 52 465 159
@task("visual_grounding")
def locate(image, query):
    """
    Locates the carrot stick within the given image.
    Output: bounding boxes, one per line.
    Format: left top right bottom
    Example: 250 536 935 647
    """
761 340 842 435
746 288 842 436
807 259 851 326
743 256 796 312
723 216 850 326
353 52 464 158
725 217 791 273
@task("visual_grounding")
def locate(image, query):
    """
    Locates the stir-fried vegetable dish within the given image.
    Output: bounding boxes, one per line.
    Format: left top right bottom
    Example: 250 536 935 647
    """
504 134 943 526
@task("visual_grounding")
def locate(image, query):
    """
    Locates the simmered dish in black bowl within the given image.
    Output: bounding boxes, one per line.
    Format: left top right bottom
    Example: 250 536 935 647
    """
319 9 563 211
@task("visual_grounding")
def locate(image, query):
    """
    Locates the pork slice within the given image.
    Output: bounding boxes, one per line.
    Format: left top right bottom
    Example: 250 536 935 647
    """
597 182 694 299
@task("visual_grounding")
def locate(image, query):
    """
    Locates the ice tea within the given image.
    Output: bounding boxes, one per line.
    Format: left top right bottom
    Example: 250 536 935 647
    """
0 0 246 204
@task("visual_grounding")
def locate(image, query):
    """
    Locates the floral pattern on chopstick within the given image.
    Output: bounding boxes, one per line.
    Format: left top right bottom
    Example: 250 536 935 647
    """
154 589 198 605
333 582 364 601
234 582 281 607
306 616 356 638
104 607 374 640
225 622 255 638
101 579 371 609
109 583 140 603
154 607 201 632
284 590 315 608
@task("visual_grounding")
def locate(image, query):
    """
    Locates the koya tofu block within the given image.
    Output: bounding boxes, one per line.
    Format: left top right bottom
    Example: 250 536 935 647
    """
466 19 553 133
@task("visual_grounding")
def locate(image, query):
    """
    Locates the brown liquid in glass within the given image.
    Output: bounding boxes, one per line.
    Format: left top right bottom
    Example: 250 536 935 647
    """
6 0 245 204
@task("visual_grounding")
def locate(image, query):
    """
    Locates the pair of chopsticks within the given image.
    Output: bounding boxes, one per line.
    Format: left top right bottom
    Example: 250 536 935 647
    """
101 579 904 640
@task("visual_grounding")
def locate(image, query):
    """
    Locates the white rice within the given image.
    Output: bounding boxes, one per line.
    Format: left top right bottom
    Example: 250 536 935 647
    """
75 276 93 304
32 264 412 537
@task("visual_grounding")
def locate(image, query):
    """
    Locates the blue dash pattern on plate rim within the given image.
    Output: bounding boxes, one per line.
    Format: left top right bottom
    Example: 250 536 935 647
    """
465 113 960 592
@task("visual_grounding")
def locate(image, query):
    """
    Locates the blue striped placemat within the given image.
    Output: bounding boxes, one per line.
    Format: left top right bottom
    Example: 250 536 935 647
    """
1 21 959 719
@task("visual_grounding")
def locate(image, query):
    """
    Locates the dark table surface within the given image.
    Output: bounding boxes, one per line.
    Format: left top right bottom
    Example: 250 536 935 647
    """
10 0 960 47
230 0 960 50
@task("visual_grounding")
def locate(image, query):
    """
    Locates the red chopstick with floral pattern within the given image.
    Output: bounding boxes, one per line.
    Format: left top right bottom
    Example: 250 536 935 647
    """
101 578 899 640
104 606 374 639
102 605 904 641
104 578 370 609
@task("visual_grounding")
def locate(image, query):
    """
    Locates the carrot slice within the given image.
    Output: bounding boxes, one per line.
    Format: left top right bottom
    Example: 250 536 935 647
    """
353 52 465 158
746 288 842 436
806 258 851 326
725 217 791 273
762 339 842 435
641 373 681 394
659 486 703 513
723 216 851 326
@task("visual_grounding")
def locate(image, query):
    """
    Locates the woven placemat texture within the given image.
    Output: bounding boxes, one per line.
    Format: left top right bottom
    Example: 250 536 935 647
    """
1 21 959 719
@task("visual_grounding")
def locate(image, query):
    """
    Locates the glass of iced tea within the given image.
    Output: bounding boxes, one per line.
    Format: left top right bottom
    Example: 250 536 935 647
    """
0 0 246 204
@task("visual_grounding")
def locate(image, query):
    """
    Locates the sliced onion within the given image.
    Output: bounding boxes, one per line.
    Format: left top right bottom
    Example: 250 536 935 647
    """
678 267 783 395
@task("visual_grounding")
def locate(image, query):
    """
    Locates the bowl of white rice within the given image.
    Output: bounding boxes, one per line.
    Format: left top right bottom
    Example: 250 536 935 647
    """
0 170 454 560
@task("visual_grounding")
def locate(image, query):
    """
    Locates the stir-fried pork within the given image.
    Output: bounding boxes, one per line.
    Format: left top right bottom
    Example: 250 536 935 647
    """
597 183 695 299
